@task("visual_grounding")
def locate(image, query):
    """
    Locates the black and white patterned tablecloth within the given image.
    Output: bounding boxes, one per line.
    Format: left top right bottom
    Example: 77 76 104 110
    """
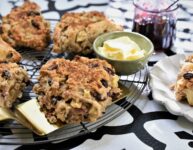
0 0 193 150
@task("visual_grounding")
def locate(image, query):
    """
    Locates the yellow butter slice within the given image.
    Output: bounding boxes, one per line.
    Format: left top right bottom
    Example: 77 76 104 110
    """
0 107 15 121
99 36 145 60
16 99 61 135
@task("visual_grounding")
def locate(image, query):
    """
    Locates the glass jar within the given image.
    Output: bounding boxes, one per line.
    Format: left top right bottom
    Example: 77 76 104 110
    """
132 0 179 53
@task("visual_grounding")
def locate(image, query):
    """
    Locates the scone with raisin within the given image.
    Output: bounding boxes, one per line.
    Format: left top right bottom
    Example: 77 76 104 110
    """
173 56 193 106
0 1 50 51
0 62 29 108
0 37 21 63
53 11 123 54
33 56 121 124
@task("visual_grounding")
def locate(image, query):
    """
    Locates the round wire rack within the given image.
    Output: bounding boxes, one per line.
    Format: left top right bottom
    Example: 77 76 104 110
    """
0 20 149 145
0 48 149 145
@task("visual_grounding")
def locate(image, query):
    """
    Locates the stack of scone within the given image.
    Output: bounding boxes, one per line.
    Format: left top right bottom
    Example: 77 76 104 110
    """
173 55 193 106
0 37 29 107
0 62 29 108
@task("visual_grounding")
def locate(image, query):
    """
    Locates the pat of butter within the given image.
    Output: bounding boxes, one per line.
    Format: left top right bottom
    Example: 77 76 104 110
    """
99 36 145 60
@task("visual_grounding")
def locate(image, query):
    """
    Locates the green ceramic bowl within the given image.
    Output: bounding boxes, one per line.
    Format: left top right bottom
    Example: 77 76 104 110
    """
93 31 154 75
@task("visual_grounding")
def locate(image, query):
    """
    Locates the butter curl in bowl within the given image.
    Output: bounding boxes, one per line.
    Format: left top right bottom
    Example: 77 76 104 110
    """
93 31 154 75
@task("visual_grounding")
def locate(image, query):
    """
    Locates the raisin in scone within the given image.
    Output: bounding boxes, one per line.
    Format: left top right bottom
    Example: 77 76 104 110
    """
0 62 29 108
33 56 121 124
53 11 123 54
0 37 21 63
0 1 50 51
173 55 193 106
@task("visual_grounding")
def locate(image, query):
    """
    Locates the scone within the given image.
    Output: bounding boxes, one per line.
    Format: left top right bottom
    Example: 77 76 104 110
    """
0 62 29 108
0 37 21 63
0 1 50 51
173 56 193 106
33 56 121 124
53 11 123 54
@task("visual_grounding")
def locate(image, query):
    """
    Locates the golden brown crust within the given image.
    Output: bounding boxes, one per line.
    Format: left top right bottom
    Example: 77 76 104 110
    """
185 55 193 63
0 1 50 51
173 56 193 106
0 62 29 108
173 62 193 100
33 56 121 124
0 37 21 63
53 11 123 54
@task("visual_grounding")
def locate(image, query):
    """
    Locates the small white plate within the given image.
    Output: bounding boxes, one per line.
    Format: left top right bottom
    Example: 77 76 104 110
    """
150 54 193 122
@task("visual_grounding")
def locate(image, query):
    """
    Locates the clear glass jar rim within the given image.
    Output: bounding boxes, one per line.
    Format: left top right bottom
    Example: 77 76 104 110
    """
133 0 179 13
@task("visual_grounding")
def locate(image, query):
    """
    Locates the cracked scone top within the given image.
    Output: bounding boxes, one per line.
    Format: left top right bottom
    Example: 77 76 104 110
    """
33 56 121 124
0 62 29 108
0 1 50 51
53 11 123 54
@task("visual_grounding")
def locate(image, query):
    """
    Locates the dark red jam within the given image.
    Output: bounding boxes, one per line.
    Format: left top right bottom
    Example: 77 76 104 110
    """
132 14 176 53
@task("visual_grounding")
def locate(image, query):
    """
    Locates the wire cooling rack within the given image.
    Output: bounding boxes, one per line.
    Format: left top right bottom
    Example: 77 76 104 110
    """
0 47 148 145
0 20 149 145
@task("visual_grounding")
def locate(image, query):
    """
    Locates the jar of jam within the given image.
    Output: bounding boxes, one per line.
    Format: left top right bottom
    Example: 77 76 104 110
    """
132 0 179 54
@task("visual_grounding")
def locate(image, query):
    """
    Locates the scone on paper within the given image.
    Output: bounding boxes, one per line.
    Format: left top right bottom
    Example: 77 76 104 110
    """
173 56 193 106
0 62 29 108
33 56 121 124
0 1 50 51
0 37 21 63
53 11 123 54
